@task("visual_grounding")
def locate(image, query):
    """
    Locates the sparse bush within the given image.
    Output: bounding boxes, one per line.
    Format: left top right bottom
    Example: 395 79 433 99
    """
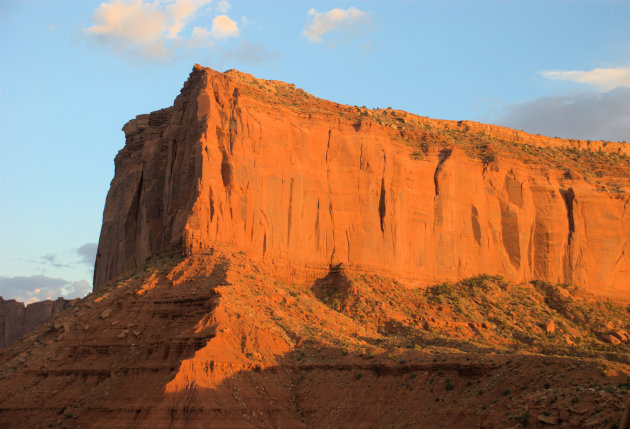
514 410 530 427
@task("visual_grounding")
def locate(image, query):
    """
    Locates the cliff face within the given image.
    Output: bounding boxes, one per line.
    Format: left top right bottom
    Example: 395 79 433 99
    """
94 65 630 300
0 297 71 347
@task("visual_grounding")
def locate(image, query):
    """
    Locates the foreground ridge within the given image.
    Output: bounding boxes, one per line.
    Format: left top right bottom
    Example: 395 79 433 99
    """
1 251 629 428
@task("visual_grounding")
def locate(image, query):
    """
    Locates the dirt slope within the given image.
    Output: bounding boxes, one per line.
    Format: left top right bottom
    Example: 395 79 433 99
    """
2 250 629 428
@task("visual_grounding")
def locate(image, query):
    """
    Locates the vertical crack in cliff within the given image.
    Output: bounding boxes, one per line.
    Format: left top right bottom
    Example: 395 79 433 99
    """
433 149 452 196
325 129 335 262
346 229 351 262
527 224 534 272
164 139 178 238
500 204 521 269
262 233 267 256
228 88 240 154
125 171 144 262
315 200 321 250
209 187 215 222
287 178 294 246
560 188 575 245
220 149 233 191
379 178 386 233
560 188 576 282
471 206 482 245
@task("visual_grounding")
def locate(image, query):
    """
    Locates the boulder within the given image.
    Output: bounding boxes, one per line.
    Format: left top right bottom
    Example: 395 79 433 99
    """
545 320 556 335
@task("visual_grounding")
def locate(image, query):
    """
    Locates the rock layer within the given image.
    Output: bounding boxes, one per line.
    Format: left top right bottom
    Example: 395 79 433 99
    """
0 297 71 347
94 65 630 300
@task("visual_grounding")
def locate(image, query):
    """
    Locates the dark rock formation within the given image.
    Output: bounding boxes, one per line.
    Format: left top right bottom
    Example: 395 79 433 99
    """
0 297 71 347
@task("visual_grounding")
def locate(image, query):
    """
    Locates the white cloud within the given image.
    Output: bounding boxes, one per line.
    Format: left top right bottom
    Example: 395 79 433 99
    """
86 0 170 45
497 87 630 142
303 7 370 43
193 14 239 40
541 67 630 91
85 0 239 61
190 14 239 49
165 0 213 39
210 14 239 38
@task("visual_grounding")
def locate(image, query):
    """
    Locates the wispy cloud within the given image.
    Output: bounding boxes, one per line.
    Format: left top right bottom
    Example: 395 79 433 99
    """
497 87 630 142
215 0 230 13
303 7 371 43
41 254 71 269
85 0 239 61
221 40 280 65
0 275 91 303
540 66 630 91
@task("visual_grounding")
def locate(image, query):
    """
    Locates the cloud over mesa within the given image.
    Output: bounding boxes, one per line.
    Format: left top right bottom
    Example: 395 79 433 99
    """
304 7 370 43
541 67 630 91
498 87 630 142
191 14 239 45
85 0 240 60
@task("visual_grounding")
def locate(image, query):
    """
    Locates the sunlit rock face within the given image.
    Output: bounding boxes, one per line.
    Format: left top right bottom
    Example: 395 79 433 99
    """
93 64 630 301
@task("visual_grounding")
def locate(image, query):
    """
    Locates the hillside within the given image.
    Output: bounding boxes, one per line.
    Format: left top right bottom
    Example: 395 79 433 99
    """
1 250 629 428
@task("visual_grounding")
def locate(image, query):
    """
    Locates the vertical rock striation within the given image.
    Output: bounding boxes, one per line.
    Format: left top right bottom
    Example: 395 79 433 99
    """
93 65 630 300
0 297 71 347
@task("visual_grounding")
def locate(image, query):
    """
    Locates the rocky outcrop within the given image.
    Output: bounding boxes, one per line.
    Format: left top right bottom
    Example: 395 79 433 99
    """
94 65 630 301
0 297 71 347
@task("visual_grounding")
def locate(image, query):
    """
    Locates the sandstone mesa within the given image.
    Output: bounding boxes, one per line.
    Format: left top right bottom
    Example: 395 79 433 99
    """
95 64 629 300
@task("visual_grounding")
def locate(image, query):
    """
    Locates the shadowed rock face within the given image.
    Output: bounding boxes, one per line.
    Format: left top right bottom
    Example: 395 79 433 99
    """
0 297 71 347
93 64 630 300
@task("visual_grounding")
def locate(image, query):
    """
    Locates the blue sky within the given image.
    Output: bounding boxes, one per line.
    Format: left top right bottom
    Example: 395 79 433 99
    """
1 0 629 302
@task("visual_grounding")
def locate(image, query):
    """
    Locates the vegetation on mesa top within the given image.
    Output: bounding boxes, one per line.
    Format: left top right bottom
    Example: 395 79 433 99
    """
227 70 629 191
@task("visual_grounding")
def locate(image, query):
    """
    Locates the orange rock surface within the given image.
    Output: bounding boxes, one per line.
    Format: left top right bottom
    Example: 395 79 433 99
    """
94 65 630 301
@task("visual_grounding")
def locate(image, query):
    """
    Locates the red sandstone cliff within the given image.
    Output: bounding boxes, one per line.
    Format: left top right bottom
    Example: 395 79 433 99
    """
94 65 630 300
0 297 71 347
